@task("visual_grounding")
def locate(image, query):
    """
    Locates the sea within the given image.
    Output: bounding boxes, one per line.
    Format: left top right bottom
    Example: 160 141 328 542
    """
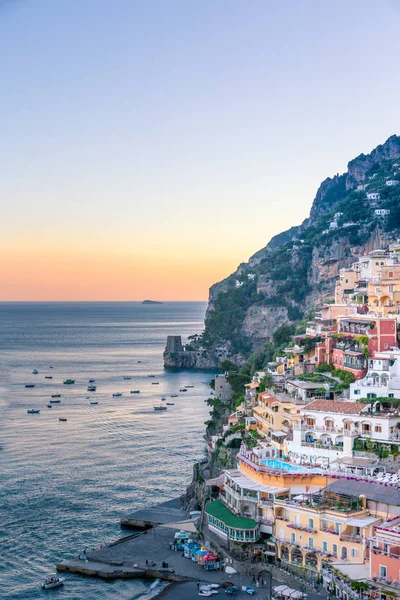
0 302 214 599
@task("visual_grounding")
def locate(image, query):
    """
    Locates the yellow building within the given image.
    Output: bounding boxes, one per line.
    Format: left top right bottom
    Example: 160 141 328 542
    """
274 490 380 572
252 391 302 452
368 264 400 316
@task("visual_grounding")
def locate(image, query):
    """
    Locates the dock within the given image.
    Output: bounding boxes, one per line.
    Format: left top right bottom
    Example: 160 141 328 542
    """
120 497 187 529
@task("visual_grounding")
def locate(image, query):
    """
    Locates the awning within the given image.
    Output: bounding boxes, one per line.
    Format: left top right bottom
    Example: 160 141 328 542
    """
225 469 288 494
206 474 225 487
345 516 380 527
272 431 287 437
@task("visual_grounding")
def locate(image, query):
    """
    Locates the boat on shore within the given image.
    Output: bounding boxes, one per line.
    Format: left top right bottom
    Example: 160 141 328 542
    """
51 394 61 398
112 392 122 397
153 405 167 411
130 390 140 394
63 379 75 385
41 576 64 590
27 409 40 414
25 384 35 388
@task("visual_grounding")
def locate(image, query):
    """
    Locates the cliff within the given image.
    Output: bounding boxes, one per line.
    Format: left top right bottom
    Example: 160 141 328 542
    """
200 134 400 359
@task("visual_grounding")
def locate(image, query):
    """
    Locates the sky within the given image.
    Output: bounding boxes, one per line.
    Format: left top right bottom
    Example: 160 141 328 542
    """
1 0 400 301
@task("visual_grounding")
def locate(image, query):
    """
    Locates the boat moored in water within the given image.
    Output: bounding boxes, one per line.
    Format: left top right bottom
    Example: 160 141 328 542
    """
63 379 75 385
47 404 52 408
112 392 122 397
27 409 40 414
123 376 131 380
87 386 97 392
148 374 155 378
51 394 61 398
45 376 53 379
25 384 35 388
153 405 167 411
89 378 95 383
171 394 178 397
130 390 140 394
49 399 61 403
151 382 159 385
59 418 67 422
166 402 174 405
41 576 64 590
32 369 39 375
90 401 98 405
179 388 187 392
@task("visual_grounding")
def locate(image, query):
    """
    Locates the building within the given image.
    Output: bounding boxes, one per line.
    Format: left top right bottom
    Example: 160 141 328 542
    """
252 391 302 451
368 264 400 316
386 180 399 186
274 486 380 572
350 348 400 401
336 314 397 357
367 192 381 201
205 498 260 544
371 515 400 594
335 269 359 304
285 379 326 401
375 209 391 217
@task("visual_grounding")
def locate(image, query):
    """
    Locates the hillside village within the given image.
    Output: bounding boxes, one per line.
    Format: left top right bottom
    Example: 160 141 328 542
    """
199 241 400 600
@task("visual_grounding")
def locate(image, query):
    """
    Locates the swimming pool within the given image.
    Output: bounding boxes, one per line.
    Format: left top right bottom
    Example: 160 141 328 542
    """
261 458 321 473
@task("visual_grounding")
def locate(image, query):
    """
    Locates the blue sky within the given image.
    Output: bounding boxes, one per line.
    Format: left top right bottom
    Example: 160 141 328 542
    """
1 0 400 299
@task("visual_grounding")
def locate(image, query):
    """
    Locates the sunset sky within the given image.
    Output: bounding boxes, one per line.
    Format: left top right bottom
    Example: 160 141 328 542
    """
1 0 400 301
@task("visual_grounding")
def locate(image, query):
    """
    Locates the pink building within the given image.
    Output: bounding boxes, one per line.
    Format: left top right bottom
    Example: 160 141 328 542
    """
371 516 400 591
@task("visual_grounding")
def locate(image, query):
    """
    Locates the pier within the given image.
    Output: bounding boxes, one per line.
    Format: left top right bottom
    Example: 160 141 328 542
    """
120 497 189 529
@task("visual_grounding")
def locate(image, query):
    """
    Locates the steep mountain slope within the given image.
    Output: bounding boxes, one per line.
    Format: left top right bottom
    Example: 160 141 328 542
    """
202 135 400 360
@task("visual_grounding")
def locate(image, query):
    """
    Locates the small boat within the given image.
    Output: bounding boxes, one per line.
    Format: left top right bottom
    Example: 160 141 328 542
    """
123 376 131 380
90 401 98 405
179 388 187 392
137 360 142 363
166 402 174 405
154 405 167 411
63 379 75 384
87 386 97 392
50 399 61 403
45 376 53 379
47 404 52 408
51 394 61 398
148 374 156 378
41 577 64 590
27 409 40 414
59 418 67 422
49 366 54 369
161 397 167 401
32 369 39 375
130 390 140 394
112 392 122 397
89 378 95 383
171 394 178 398
185 385 194 388
151 382 159 385
25 384 35 388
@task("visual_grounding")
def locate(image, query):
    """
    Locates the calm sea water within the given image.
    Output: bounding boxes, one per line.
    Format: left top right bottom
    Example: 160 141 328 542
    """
0 302 213 599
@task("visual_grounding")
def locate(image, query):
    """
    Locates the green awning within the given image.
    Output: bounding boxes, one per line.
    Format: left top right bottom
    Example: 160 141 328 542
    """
205 499 258 530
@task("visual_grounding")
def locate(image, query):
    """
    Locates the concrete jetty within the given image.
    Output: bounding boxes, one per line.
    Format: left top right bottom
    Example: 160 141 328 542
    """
120 497 186 529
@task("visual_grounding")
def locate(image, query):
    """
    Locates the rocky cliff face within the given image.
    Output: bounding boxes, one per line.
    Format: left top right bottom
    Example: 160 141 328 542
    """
201 134 400 362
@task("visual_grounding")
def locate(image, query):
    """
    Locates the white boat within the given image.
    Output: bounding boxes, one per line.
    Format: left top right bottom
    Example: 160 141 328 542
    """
27 409 40 414
112 392 122 397
41 576 65 589
153 405 167 411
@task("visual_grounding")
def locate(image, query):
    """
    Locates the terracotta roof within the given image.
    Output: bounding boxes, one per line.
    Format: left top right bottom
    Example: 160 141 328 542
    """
304 400 366 414
258 393 279 403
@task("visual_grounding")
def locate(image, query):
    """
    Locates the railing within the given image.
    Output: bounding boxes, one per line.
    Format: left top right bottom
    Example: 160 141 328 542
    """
339 533 363 543
320 527 340 536
256 516 274 525
259 499 273 508
372 547 400 560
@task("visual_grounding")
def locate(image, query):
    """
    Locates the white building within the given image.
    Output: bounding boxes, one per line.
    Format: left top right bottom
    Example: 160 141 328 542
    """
367 192 380 201
350 348 400 401
235 280 244 288
286 399 400 467
329 221 339 230
375 209 391 217
386 180 399 186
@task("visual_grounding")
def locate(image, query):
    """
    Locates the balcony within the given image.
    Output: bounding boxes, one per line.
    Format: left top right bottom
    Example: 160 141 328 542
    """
287 523 317 534
256 516 274 526
259 498 273 508
372 547 400 560
340 533 363 543
320 527 340 536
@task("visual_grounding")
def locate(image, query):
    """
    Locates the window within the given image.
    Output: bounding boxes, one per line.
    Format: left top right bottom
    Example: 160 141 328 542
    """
375 425 382 432
322 541 328 553
354 390 360 395
294 514 300 525
380 565 387 579
383 543 389 554
351 549 358 558
335 523 340 533
291 532 296 544
332 544 338 557
280 528 284 539
308 518 314 530
389 393 394 399
389 284 394 292
308 537 314 548
389 272 394 278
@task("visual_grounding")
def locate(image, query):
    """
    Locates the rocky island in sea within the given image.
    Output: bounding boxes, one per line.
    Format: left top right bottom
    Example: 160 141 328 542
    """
142 299 163 304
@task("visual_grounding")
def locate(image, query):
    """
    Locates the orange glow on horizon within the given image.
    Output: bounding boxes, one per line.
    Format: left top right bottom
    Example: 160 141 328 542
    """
0 247 239 301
